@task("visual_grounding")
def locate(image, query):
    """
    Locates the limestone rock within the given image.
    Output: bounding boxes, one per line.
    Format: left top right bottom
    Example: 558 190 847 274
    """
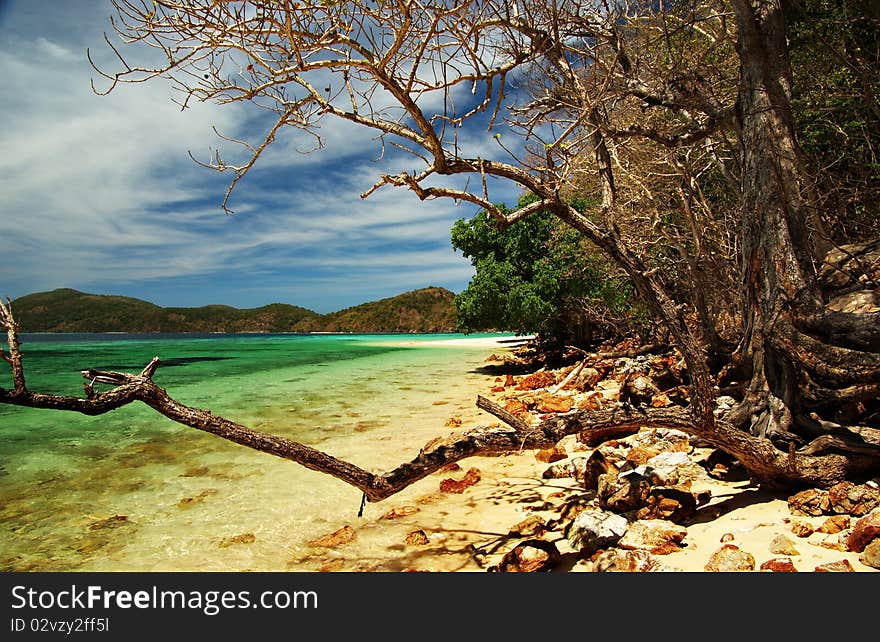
537 394 573 413
504 399 530 419
439 467 481 494
769 534 800 556
565 508 629 555
382 505 419 520
492 539 561 572
818 515 851 534
542 462 574 479
589 548 676 572
846 510 880 552
828 482 880 516
536 446 567 463
404 530 430 546
636 486 700 523
616 519 688 555
704 544 756 572
309 524 355 548
582 449 618 491
814 560 855 572
760 558 798 572
598 470 651 513
516 371 557 390
790 521 815 538
576 367 603 390
509 514 547 538
788 488 831 516
859 539 880 570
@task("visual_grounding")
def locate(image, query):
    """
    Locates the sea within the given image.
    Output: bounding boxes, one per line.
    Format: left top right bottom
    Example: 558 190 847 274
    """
0 332 528 572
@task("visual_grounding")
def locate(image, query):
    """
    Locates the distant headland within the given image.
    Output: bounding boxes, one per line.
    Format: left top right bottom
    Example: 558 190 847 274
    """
9 287 458 334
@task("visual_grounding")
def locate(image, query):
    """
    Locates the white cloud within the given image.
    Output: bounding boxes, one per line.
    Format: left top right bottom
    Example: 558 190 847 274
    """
0 2 524 310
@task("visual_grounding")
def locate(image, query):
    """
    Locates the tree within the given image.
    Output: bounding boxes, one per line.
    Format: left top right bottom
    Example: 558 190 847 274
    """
2 0 879 501
451 194 643 346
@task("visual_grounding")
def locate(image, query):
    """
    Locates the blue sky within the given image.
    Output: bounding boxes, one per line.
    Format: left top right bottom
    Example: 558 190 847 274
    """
0 0 523 313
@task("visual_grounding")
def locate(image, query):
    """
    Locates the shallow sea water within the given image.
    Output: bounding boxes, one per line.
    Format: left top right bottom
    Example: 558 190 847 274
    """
0 332 541 572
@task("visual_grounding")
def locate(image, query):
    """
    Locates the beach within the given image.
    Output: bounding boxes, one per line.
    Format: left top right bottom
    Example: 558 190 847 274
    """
301 334 879 573
1 333 876 573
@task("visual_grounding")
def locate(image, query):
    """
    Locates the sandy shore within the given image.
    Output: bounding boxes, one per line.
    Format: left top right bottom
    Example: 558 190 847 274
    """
367 334 535 348
313 338 879 573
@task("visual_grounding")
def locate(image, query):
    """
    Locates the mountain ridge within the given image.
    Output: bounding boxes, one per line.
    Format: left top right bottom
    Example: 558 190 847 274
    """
10 287 459 334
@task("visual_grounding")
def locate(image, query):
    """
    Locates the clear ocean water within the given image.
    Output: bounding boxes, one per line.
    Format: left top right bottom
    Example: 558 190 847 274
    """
0 332 517 571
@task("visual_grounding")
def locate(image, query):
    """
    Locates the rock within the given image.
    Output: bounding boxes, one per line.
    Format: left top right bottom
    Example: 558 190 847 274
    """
537 394 574 413
565 508 629 555
597 471 651 513
814 560 855 572
576 391 605 411
542 462 575 479
626 445 663 466
760 558 798 572
404 530 430 546
636 486 700 523
309 525 355 548
582 449 618 491
509 514 547 537
846 510 880 552
382 505 419 519
569 457 589 483
219 532 256 548
590 548 676 572
828 482 880 516
536 446 567 463
788 488 831 516
439 467 481 494
859 539 880 569
621 374 660 406
642 451 710 487
504 399 530 419
576 367 602 390
504 374 515 387
769 534 800 556
616 519 688 555
516 371 557 390
790 521 815 538
720 533 735 543
439 462 461 472
444 417 462 428
492 539 561 572
704 544 756 572
817 515 850 534
650 392 673 407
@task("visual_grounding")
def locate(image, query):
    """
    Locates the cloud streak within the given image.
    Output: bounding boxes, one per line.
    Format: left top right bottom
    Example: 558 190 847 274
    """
0 1 524 314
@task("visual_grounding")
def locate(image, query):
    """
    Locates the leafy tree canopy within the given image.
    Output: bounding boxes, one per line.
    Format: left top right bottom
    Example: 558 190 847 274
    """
452 194 638 346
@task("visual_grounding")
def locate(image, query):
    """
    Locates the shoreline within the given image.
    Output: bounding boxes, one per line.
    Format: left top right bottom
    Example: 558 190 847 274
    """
346 340 880 573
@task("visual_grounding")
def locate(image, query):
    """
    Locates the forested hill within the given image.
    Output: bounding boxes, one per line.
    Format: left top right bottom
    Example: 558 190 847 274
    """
10 287 458 334
292 286 458 334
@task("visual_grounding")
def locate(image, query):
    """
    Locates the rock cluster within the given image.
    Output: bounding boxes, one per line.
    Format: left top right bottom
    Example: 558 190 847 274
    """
477 348 880 572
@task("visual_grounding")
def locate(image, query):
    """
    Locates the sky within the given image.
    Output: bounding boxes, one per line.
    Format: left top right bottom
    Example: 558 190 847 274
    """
0 0 523 314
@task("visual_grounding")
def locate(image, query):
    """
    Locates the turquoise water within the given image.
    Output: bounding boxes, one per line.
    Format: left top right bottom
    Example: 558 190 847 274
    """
0 332 517 571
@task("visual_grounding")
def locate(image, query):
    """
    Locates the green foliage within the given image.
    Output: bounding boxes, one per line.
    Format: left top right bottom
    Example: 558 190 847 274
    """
451 195 637 345
787 0 880 241
10 288 457 334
